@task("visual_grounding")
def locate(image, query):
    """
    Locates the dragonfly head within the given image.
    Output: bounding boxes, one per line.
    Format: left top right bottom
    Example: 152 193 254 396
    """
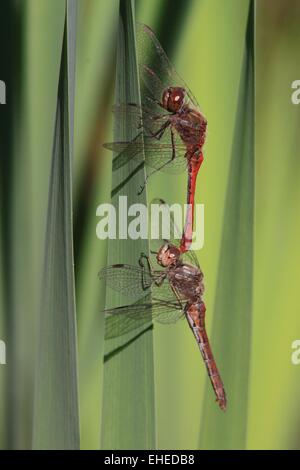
156 243 181 267
162 87 186 113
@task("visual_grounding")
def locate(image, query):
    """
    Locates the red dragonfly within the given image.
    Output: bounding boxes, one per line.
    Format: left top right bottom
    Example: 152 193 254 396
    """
99 201 226 411
104 23 207 253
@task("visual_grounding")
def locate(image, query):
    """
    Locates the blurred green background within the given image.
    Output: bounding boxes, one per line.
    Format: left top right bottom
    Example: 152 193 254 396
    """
0 0 300 450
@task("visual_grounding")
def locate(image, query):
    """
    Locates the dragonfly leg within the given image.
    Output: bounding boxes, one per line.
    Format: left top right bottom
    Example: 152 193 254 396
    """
138 254 152 290
138 113 170 132
142 117 170 140
139 252 166 288
138 128 176 195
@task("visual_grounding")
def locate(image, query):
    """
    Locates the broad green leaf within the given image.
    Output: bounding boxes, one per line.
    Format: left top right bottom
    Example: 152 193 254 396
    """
33 0 80 450
100 0 155 450
199 0 254 450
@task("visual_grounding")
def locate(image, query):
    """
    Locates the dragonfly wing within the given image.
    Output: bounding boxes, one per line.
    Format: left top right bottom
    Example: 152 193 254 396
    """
104 299 184 339
104 302 154 339
111 103 169 132
136 23 200 110
149 298 185 324
99 260 187 302
99 264 154 299
107 133 187 174
144 139 187 174
145 126 188 174
109 138 143 170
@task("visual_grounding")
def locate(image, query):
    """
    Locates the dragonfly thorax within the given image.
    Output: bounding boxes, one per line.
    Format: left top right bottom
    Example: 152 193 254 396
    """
162 87 186 113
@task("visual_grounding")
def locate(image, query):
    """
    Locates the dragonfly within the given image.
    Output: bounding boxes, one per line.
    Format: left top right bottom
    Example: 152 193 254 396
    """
99 201 226 411
103 23 207 253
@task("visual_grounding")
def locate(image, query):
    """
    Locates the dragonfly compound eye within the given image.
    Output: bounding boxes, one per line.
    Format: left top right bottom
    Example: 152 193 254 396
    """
162 87 185 113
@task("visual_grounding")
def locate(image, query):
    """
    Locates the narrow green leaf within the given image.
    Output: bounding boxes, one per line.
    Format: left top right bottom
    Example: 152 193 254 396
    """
33 0 80 450
199 0 254 450
0 227 5 450
75 0 119 450
100 0 156 450
0 1 15 450
0 0 32 449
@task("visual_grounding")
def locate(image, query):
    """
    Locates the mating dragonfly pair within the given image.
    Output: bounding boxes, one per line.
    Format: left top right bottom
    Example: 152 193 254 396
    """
101 24 226 410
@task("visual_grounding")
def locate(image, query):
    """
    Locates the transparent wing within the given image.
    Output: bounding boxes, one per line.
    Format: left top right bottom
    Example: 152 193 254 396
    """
111 103 167 132
105 133 188 175
136 23 200 110
104 298 184 339
99 262 185 304
99 264 153 298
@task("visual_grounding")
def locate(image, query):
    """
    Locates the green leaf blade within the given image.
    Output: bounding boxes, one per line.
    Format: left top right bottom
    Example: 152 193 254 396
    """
100 0 156 450
32 0 80 450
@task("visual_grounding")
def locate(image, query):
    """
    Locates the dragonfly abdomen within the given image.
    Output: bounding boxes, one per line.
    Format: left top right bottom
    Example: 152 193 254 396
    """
185 301 227 411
